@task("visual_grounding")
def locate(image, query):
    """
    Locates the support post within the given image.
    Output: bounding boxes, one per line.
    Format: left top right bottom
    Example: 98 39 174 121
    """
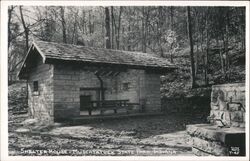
95 74 105 115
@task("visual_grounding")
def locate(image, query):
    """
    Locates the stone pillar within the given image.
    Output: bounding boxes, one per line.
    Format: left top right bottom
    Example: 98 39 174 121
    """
210 83 245 128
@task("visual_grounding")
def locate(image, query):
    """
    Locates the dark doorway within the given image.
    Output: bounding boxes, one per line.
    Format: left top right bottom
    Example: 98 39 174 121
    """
80 95 92 111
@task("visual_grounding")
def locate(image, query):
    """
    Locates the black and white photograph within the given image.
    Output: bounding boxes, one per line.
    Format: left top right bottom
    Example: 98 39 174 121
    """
0 0 249 160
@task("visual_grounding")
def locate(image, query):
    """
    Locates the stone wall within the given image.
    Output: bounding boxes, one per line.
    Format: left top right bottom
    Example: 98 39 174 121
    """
53 65 162 121
187 83 246 156
105 69 161 111
53 65 106 120
27 57 54 124
210 83 245 128
144 72 161 112
115 69 144 103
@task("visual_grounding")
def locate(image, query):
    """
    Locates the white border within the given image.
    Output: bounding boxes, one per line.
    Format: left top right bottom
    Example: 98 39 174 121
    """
1 1 249 161
0 0 249 6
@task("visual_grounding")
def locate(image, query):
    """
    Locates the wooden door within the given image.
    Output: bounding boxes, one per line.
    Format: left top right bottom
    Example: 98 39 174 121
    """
80 95 91 111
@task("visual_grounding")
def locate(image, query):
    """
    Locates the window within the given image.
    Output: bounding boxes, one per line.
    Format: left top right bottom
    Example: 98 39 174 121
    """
122 82 130 91
33 81 38 92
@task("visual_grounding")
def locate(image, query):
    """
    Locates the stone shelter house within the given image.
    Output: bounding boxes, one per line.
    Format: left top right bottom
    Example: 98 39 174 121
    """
18 40 176 123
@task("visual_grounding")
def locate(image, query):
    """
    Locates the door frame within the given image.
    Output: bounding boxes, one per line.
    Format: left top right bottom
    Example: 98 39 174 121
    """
80 95 92 111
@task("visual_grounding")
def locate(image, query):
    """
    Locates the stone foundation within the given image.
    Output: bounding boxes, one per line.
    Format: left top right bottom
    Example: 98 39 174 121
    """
187 124 245 156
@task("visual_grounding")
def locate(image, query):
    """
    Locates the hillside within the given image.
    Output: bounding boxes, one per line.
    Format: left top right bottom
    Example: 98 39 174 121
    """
160 44 245 98
8 82 28 113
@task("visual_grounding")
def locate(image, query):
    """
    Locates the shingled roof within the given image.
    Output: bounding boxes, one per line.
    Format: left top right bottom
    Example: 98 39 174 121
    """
19 40 176 78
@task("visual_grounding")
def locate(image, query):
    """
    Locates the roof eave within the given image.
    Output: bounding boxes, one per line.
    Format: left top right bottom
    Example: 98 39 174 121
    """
44 57 177 74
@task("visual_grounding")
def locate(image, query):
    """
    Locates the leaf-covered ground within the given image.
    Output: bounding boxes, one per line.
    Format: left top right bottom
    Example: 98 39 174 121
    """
8 112 207 156
8 82 28 113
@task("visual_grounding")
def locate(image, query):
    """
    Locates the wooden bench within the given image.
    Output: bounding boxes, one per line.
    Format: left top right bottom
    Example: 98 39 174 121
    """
89 100 132 115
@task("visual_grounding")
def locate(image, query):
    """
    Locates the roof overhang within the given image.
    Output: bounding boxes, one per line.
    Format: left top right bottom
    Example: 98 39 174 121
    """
45 57 177 74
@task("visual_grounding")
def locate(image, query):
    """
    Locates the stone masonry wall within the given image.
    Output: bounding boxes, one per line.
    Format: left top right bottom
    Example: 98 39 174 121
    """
53 65 145 120
187 83 246 156
104 69 161 112
28 57 54 124
53 65 99 120
115 69 145 103
53 65 162 121
144 72 161 112
210 83 245 128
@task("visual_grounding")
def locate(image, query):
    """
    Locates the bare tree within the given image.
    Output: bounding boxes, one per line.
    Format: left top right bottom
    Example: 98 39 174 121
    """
224 8 230 71
187 6 196 88
8 6 45 74
59 6 67 43
105 7 111 49
193 8 199 77
19 6 29 52
8 6 15 50
71 9 79 44
169 6 174 62
116 7 123 49
170 6 174 31
111 6 115 49
141 7 149 53
204 7 209 86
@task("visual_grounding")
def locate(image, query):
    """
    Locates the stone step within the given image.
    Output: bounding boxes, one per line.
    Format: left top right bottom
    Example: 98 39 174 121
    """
186 124 245 144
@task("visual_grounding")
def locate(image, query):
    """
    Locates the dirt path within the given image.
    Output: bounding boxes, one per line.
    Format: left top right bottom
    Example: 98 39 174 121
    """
8 113 206 156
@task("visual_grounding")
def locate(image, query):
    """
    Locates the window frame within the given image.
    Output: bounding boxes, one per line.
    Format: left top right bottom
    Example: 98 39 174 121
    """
122 82 130 91
32 81 39 96
33 81 38 92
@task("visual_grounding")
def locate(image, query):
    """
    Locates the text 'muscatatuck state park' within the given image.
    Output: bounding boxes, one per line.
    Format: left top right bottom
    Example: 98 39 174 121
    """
8 6 246 156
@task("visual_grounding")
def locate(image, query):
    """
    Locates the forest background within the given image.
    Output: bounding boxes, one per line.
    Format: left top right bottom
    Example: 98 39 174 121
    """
8 6 245 105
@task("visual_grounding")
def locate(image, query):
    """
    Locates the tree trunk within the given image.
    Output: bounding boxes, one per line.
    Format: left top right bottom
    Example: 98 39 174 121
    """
158 6 164 57
204 7 209 86
128 16 131 51
169 6 174 63
111 6 115 49
82 10 86 34
101 9 105 48
170 6 174 31
71 11 78 44
240 8 245 51
141 7 146 53
89 10 95 46
88 10 92 34
141 7 148 53
225 8 230 71
217 37 225 74
91 13 95 34
19 6 29 52
105 7 111 49
60 6 67 43
200 10 204 54
116 7 123 50
195 44 198 76
194 9 199 77
8 6 14 50
186 6 196 88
